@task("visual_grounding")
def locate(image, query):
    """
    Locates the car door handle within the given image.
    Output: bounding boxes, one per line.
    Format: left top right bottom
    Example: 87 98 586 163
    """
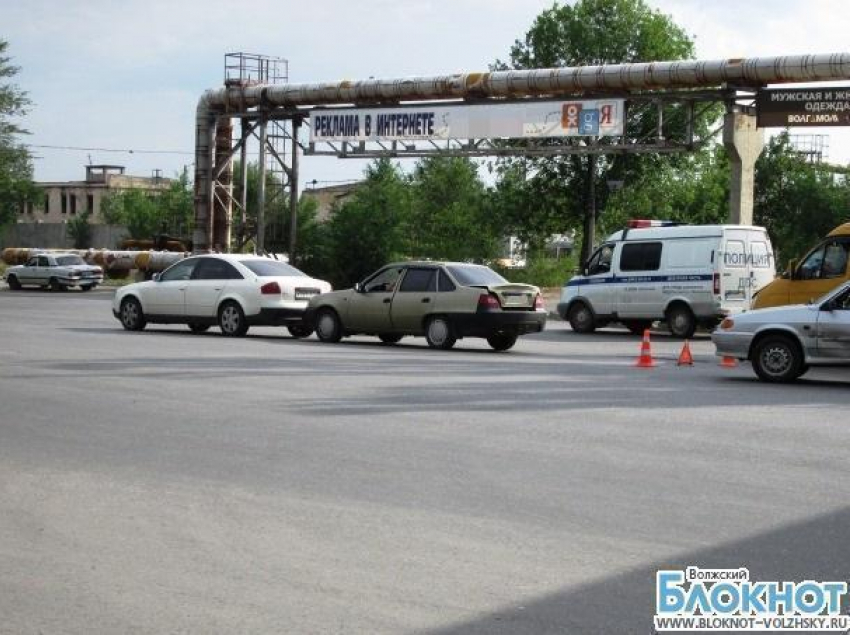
383 298 391 304
214 287 222 291
421 298 431 303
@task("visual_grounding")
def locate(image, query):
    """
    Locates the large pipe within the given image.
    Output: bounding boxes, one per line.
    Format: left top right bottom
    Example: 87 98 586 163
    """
214 54 850 110
194 53 850 251
1 248 188 273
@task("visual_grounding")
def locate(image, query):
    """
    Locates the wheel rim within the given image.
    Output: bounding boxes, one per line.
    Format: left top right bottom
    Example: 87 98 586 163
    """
573 307 590 328
221 306 240 333
760 344 792 377
670 310 691 335
317 313 336 339
122 301 138 327
428 319 449 346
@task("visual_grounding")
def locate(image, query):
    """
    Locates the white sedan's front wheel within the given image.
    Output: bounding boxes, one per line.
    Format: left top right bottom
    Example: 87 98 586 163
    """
752 335 804 383
120 297 146 331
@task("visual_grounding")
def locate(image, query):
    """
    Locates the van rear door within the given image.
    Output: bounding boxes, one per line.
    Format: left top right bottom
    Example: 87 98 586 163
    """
719 229 775 311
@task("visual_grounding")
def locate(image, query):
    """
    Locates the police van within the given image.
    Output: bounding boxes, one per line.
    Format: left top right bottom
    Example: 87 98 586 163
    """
557 221 776 337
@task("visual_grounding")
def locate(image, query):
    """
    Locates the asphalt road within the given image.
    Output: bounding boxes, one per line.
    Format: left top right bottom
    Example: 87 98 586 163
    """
1 287 848 634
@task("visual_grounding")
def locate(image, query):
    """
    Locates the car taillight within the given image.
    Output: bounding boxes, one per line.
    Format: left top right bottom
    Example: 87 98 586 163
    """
720 317 735 330
534 294 545 310
713 272 720 295
478 293 501 311
260 281 281 295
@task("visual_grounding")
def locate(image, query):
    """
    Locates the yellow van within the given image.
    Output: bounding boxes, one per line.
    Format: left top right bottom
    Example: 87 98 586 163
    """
752 222 850 309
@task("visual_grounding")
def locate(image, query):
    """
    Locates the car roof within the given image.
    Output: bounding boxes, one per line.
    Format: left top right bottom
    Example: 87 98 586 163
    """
383 261 491 268
190 253 292 263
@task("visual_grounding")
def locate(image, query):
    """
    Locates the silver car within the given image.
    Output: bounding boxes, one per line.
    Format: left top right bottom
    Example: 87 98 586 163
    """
712 281 850 382
4 252 104 291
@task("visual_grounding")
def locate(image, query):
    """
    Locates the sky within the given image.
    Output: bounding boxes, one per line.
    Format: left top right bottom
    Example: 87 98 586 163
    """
3 0 850 188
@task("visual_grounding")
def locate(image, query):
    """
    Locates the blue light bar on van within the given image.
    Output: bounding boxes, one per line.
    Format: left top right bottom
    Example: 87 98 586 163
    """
627 219 679 228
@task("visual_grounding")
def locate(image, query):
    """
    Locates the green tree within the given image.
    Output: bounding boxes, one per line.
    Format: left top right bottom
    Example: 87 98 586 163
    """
157 167 194 237
601 144 729 234
496 0 707 262
754 133 850 267
320 159 411 287
66 211 93 249
0 40 39 231
99 168 194 240
407 157 501 262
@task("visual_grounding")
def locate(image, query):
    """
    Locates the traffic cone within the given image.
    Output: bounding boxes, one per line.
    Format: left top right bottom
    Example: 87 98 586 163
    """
677 340 694 366
719 355 738 368
635 329 655 368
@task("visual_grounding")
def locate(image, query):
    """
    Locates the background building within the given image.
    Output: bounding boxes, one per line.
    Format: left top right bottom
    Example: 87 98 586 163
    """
17 165 171 224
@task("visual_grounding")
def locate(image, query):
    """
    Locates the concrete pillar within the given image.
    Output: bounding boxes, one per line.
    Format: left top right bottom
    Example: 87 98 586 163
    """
722 111 764 225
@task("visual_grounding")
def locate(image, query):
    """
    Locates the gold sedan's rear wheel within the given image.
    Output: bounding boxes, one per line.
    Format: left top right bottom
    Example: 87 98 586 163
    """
487 332 518 351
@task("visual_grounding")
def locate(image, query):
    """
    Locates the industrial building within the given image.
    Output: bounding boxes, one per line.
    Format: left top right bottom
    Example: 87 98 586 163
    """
17 165 171 224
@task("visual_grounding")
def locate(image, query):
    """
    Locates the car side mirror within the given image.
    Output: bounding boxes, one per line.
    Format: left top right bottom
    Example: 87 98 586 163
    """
786 258 799 280
582 266 589 276
152 273 161 282
354 282 363 293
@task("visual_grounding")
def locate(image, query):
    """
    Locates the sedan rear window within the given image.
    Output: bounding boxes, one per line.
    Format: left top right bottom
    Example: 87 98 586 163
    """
446 265 507 286
242 259 307 277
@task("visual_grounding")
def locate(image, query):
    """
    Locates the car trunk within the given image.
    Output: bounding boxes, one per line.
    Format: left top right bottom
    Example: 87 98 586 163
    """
487 284 538 310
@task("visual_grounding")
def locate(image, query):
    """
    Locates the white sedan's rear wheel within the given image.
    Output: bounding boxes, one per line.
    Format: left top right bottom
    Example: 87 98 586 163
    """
218 301 249 337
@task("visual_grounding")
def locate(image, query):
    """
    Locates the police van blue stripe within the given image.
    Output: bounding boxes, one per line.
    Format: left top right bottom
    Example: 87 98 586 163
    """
564 274 714 287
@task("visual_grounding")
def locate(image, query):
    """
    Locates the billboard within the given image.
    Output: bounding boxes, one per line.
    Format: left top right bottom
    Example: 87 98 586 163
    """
309 99 625 143
757 87 850 127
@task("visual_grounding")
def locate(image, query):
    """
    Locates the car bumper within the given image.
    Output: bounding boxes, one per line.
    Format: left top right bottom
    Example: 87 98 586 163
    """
250 307 307 326
452 311 547 338
711 330 753 359
62 276 104 286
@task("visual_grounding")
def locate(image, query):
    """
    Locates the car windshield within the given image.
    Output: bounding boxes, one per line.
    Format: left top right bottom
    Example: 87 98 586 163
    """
241 259 307 277
446 265 507 286
56 255 86 266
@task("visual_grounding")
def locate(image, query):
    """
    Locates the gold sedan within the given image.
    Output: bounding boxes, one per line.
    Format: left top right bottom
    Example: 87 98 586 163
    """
305 262 547 351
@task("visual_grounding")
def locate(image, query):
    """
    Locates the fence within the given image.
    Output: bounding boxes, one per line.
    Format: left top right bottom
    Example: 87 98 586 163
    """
0 223 129 250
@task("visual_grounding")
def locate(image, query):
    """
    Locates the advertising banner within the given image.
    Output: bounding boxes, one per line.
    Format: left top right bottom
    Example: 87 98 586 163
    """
757 87 850 127
309 99 625 142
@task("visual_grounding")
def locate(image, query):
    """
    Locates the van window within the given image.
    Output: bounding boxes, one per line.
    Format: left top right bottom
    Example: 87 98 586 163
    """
586 244 614 276
750 241 771 269
666 239 712 269
620 242 662 272
723 241 746 268
800 240 849 280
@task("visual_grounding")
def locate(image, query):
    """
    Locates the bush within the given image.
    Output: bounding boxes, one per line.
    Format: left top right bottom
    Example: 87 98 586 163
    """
493 254 578 288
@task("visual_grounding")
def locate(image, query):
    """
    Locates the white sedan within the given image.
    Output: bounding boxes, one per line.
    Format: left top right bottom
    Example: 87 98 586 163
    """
112 254 331 337
712 281 850 382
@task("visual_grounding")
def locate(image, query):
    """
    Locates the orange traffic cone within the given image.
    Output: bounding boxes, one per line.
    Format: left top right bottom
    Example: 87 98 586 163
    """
677 340 694 366
635 329 655 368
719 355 738 368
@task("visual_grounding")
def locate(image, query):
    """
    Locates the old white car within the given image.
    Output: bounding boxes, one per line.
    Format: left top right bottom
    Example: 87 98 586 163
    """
712 281 850 382
4 252 104 291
